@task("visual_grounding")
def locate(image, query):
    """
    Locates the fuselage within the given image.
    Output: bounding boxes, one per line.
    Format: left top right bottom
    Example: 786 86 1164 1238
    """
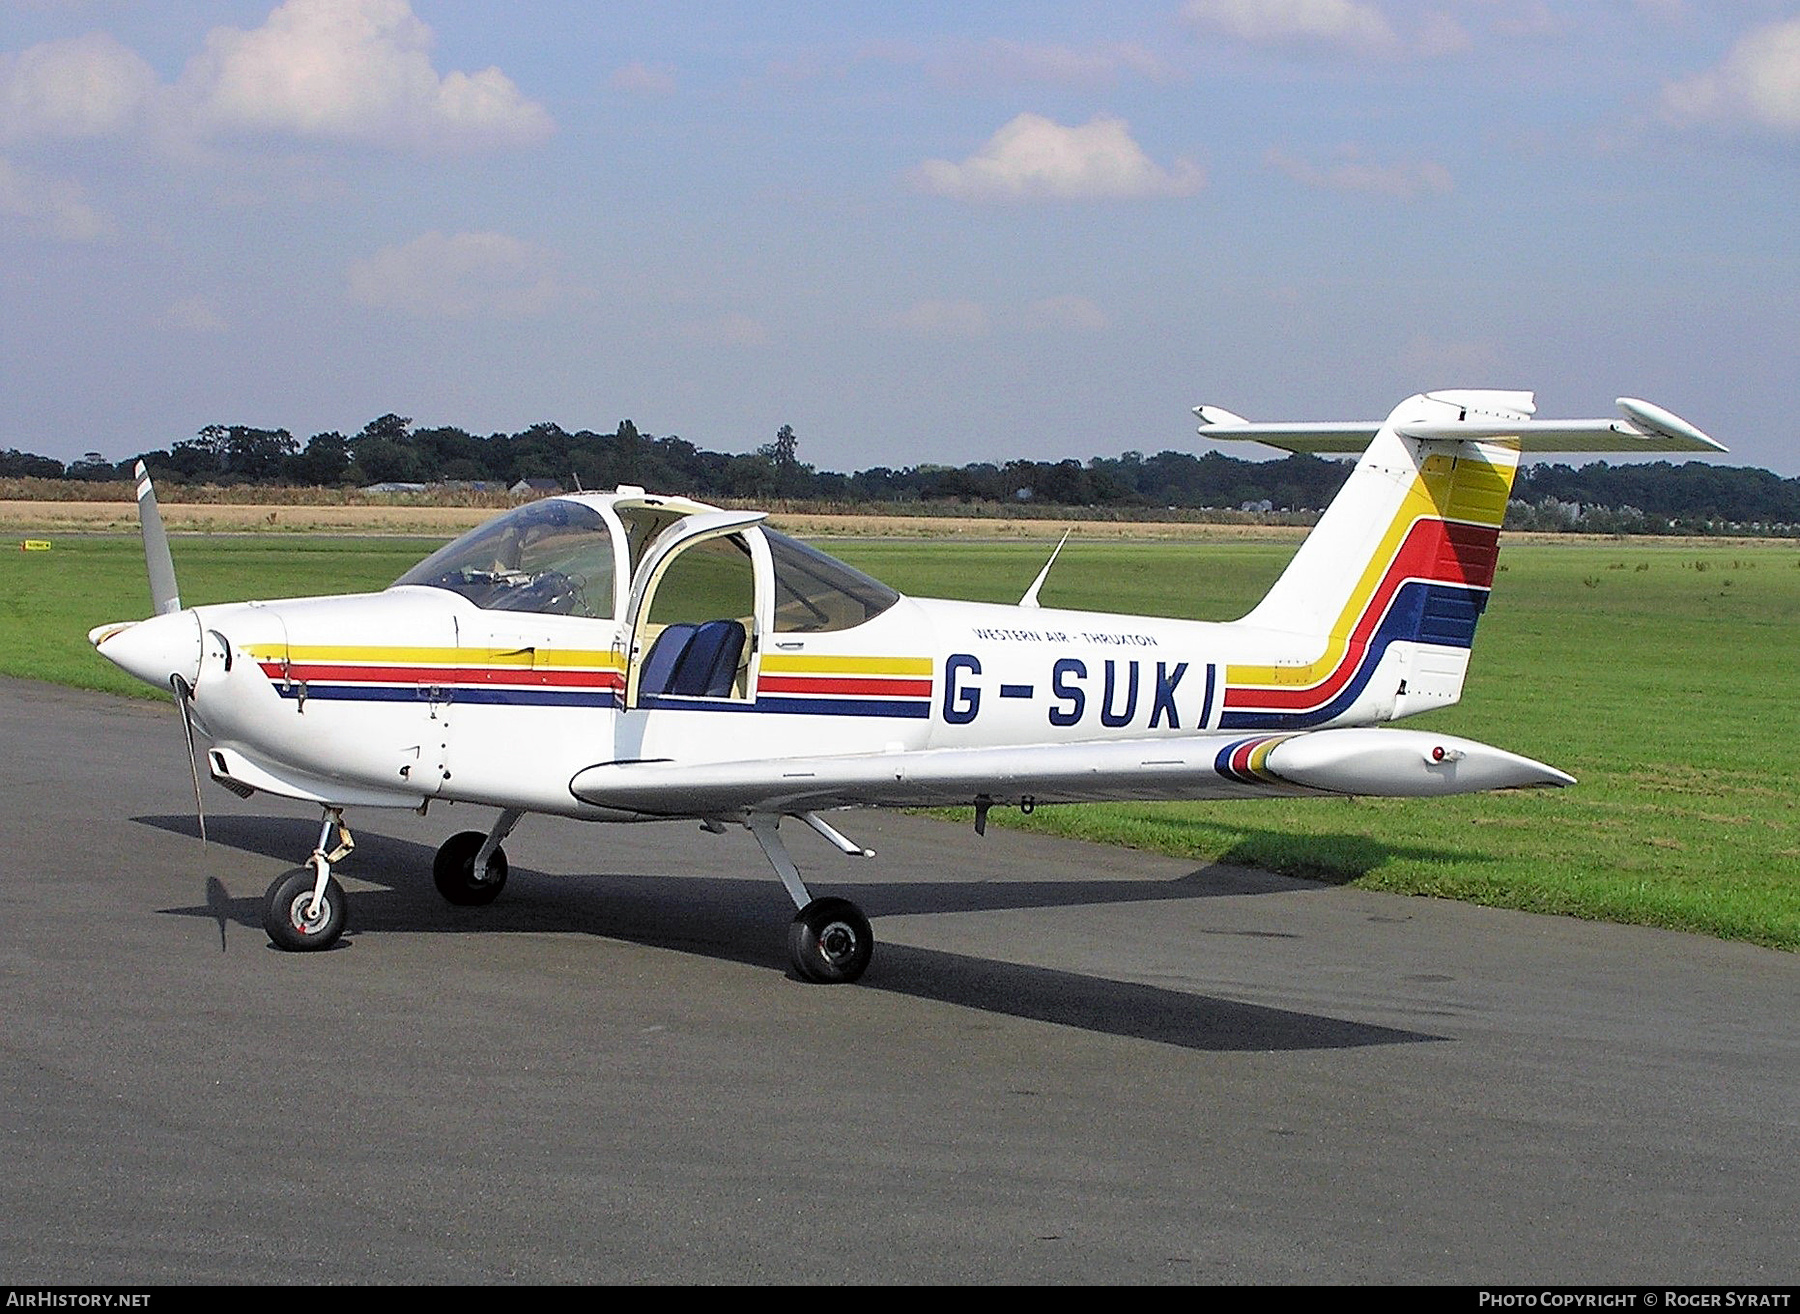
94 487 1466 820
165 588 1363 818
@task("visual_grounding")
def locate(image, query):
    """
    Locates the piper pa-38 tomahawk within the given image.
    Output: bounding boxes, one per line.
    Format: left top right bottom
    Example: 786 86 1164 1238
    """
91 390 1722 982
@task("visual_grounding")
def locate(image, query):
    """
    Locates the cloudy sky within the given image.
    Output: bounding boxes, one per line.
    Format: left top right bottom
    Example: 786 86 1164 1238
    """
2 1 1795 475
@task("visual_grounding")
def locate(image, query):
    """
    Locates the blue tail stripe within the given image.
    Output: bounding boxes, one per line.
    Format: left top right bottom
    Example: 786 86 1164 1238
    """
1221 580 1485 730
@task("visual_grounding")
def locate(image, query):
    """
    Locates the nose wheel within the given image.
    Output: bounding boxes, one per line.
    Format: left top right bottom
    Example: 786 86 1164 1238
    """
262 808 354 952
263 868 347 951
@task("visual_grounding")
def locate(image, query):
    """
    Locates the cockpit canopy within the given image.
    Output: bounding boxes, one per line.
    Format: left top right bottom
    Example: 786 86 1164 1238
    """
393 496 900 633
393 498 616 617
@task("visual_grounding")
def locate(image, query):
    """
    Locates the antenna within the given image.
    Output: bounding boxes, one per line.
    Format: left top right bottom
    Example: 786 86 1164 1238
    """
1019 529 1072 609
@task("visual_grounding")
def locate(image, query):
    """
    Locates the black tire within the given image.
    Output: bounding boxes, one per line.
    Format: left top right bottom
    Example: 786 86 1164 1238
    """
788 896 873 984
433 830 508 906
263 868 348 952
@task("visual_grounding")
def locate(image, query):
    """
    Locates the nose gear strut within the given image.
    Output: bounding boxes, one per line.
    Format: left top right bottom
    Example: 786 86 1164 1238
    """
261 807 355 952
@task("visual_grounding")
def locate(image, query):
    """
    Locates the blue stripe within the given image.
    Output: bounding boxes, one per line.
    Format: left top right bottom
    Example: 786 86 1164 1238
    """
1213 739 1258 785
274 684 621 708
1220 581 1485 731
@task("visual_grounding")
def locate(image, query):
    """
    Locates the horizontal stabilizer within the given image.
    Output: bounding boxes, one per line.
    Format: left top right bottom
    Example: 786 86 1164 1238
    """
1195 394 1724 455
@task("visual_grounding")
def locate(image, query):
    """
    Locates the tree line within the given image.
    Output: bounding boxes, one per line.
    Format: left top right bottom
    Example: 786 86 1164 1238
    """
4 413 1796 534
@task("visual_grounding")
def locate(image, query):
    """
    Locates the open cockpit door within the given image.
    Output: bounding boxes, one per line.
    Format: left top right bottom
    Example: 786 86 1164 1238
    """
622 509 772 709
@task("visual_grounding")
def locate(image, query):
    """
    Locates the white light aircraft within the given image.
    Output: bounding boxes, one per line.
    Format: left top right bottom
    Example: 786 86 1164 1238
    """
91 390 1722 982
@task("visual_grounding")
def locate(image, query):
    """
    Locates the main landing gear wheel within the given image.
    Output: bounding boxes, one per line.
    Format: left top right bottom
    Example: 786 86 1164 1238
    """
788 896 873 984
433 830 508 906
263 868 347 952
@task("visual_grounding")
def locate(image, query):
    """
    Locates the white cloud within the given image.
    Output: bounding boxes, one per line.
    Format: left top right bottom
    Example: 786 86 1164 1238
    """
910 113 1204 202
892 299 991 338
1267 146 1453 199
1415 11 1475 57
347 231 562 319
1023 295 1108 332
0 31 158 144
180 0 553 151
163 296 229 333
1662 18 1800 135
0 154 110 240
1181 0 1401 55
610 62 677 96
1486 2 1565 41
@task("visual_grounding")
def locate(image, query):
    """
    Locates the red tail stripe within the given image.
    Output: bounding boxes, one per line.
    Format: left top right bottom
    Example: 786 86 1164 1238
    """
1225 517 1495 712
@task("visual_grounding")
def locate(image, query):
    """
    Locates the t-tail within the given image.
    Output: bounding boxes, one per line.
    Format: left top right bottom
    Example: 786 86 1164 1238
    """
1196 390 1724 730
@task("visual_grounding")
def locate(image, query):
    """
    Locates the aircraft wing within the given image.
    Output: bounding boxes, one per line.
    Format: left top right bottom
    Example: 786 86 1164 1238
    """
568 727 1573 817
1194 396 1724 455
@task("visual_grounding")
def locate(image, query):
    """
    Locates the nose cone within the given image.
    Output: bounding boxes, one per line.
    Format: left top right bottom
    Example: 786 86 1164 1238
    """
90 610 203 690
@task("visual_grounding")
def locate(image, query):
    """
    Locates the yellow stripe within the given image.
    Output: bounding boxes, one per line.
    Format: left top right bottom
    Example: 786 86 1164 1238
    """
246 643 623 670
1247 736 1286 778
759 654 932 676
1423 448 1516 525
249 645 926 676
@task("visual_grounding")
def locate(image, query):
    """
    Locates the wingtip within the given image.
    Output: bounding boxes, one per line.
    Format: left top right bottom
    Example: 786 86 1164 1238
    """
1194 404 1250 429
1615 398 1726 453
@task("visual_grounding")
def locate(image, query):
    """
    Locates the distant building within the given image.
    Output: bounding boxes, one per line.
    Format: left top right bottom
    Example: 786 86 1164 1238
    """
509 477 563 497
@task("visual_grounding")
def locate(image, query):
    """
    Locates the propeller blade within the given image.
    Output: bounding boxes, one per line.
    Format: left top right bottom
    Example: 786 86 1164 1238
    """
134 461 181 616
170 674 206 847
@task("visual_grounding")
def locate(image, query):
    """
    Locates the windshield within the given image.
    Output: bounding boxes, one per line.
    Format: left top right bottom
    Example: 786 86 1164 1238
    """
394 500 616 617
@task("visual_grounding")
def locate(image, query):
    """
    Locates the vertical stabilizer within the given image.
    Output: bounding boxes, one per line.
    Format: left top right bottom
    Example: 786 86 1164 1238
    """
1222 392 1524 727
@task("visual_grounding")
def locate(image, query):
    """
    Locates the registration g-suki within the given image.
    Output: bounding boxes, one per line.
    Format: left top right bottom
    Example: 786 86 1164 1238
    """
90 390 1723 983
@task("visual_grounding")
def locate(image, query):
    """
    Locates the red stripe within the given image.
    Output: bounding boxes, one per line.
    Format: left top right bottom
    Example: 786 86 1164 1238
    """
1433 518 1500 590
1224 518 1495 712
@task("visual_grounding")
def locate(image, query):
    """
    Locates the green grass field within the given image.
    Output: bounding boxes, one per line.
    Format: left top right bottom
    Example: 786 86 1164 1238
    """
6 531 1797 950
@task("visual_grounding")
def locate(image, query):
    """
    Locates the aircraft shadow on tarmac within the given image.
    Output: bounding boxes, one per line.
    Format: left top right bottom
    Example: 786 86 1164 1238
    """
140 812 1443 1054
